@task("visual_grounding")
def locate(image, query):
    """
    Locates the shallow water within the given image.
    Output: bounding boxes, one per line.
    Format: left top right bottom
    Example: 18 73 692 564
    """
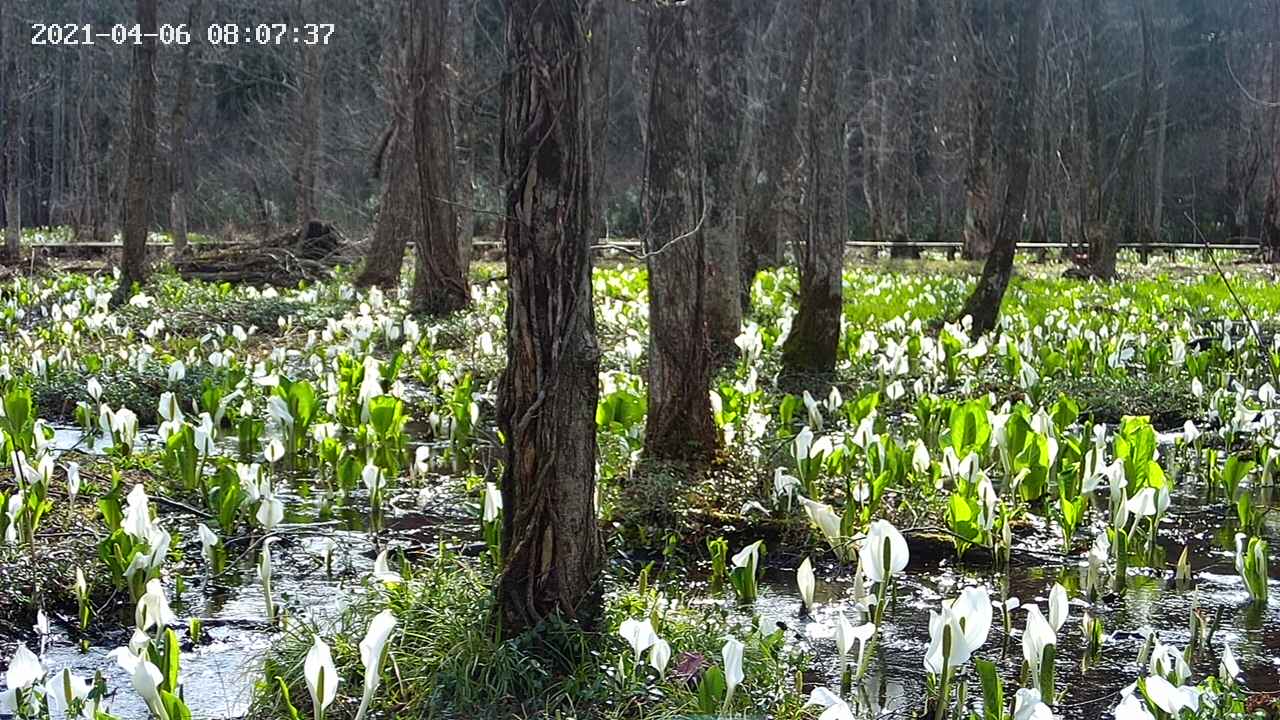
24 423 1280 719
738 483 1280 719
30 428 475 719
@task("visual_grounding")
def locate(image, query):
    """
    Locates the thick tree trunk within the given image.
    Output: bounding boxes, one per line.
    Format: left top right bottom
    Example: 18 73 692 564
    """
960 0 1045 337
700 0 745 361
740 10 813 302
412 0 469 315
780 0 847 377
496 0 603 636
357 127 417 289
114 0 158 304
643 2 718 462
169 0 202 257
962 0 995 260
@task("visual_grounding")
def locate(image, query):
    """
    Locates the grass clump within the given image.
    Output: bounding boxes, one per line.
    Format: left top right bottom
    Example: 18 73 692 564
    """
33 360 217 425
253 551 809 719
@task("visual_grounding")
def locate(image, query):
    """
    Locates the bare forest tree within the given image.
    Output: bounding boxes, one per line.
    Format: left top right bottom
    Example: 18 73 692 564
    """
2 1 22 261
168 0 203 257
496 0 603 635
959 0 1046 335
412 0 470 314
780 0 848 376
356 1 418 290
699 0 745 360
113 0 159 304
292 8 324 228
740 7 813 300
642 1 718 462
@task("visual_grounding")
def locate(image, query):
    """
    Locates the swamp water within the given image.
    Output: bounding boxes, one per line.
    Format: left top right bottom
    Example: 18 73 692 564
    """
20 427 1280 720
29 428 476 720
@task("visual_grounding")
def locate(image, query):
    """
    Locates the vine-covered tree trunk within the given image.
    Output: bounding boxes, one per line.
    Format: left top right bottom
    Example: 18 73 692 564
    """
496 0 603 636
700 0 745 361
643 1 718 462
114 0 158 304
960 0 1045 336
413 0 469 315
780 0 847 377
741 10 813 301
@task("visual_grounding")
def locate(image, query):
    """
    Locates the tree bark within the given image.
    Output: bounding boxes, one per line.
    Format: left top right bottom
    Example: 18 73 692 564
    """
451 0 477 271
412 0 469 315
700 0 745 361
357 126 418 289
959 0 1045 337
114 0 159 304
496 0 603 636
1262 0 1280 263
169 0 203 257
740 8 813 302
780 0 847 377
643 1 718 462
293 39 323 228
1150 18 1171 245
356 1 417 290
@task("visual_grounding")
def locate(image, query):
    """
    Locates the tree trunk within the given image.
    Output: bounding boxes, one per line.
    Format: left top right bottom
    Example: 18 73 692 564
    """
643 1 718 462
781 0 847 377
1090 0 1154 280
357 127 418 289
496 0 603 636
357 1 417 290
959 0 1045 337
740 9 813 302
1150 19 1171 245
1262 0 1280 263
449 0 476 271
412 0 469 315
2 0 20 262
293 43 323 228
169 0 203 257
114 0 159 304
962 0 995 260
700 0 745 361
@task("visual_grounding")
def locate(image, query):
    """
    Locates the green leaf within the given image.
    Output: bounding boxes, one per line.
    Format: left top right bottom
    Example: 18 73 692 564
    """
274 676 302 720
976 658 1004 720
697 666 727 715
159 690 193 720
